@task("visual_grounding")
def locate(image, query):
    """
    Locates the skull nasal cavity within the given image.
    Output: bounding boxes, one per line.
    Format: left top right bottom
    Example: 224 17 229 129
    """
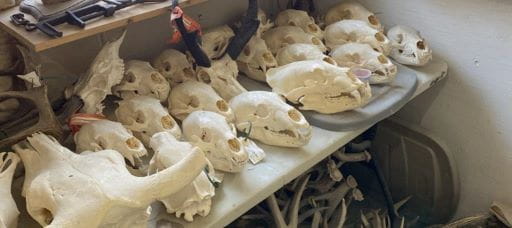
199 71 211 84
126 72 136 83
126 137 140 149
228 139 240 152
288 109 302 122
216 100 229 112
417 40 426 50
161 115 175 129
375 32 385 42
368 15 379 26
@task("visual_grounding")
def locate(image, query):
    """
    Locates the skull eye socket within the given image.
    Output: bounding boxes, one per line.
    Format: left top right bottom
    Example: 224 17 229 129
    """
288 109 302 122
374 70 385 76
228 138 241 152
417 40 426 50
216 100 229 112
378 55 389 64
368 15 380 26
161 115 175 129
126 137 141 149
151 73 163 83
126 72 136 83
198 71 212 84
164 62 172 72
308 24 319 32
200 129 211 143
375 32 386 42
136 111 146 124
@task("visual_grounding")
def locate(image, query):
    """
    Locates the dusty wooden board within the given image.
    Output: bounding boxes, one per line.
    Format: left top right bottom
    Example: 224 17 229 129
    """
0 0 207 52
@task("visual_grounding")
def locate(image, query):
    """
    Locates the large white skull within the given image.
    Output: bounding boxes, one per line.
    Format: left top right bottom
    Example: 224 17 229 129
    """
262 26 327 54
168 81 234 122
330 43 397 84
230 91 312 147
267 60 372 114
0 76 19 122
201 25 235 59
13 133 207 228
74 119 147 166
196 56 247 101
113 60 170 102
0 152 20 228
115 96 181 146
182 111 248 173
152 49 196 87
237 36 278 82
275 9 323 39
325 0 383 31
276 43 337 66
324 20 391 55
387 25 433 66
149 132 215 222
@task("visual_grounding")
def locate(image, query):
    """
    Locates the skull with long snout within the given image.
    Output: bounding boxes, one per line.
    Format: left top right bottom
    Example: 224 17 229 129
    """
149 132 215 222
262 26 326 54
230 91 312 147
276 43 337 66
201 25 235 60
324 20 391 55
168 81 234 122
13 133 207 228
113 60 170 102
182 111 248 173
237 36 278 82
196 56 247 101
325 0 383 31
266 60 372 114
115 96 181 145
152 49 196 87
387 25 433 66
330 43 397 84
275 9 323 39
0 152 20 228
74 119 147 166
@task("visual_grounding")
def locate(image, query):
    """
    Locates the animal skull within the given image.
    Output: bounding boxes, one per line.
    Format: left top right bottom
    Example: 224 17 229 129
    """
275 9 323 39
168 81 234 122
325 0 383 31
262 26 327 54
74 119 148 166
201 25 235 59
256 9 274 37
387 25 433 66
0 152 20 228
149 132 215 222
237 36 278 82
230 91 312 147
267 60 372 114
13 133 207 228
276 43 337 66
115 96 181 146
113 60 170 102
330 43 397 84
324 20 391 55
0 76 19 123
182 111 248 173
196 56 247 101
152 49 196 87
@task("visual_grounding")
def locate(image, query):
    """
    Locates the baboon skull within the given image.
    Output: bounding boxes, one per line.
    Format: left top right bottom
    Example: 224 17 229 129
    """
196 56 247 101
325 0 383 31
262 26 326 54
324 20 391 55
152 49 196 87
0 152 20 228
275 9 323 39
237 36 278 82
202 25 235 59
276 43 337 66
387 25 433 66
113 60 170 102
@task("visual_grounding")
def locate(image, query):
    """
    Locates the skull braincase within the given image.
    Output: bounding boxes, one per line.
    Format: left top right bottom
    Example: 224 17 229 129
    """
149 132 215 222
276 43 337 66
324 20 391 55
275 9 323 39
13 133 207 228
196 56 247 101
152 49 196 87
230 91 312 147
237 36 278 82
113 60 170 102
325 0 383 31
0 152 20 228
387 25 432 66
182 111 248 173
266 60 372 114
202 25 235 59
0 76 20 122
168 81 234 122
262 26 326 54
115 96 181 146
330 43 397 84
74 119 148 166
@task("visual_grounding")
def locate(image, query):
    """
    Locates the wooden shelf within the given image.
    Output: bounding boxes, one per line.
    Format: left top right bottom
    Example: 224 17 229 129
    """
0 0 207 52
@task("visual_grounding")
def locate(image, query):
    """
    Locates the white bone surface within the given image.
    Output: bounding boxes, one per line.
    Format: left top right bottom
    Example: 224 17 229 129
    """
325 0 383 31
196 56 247 101
202 25 235 59
267 60 371 114
182 111 248 173
276 43 337 66
237 36 278 82
0 76 19 122
115 96 181 145
168 81 234 122
74 119 147 166
275 9 323 39
262 26 326 54
13 133 207 228
113 60 170 102
387 25 433 66
330 43 397 84
230 91 312 147
149 132 215 222
324 20 391 54
152 49 196 88
0 152 20 228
